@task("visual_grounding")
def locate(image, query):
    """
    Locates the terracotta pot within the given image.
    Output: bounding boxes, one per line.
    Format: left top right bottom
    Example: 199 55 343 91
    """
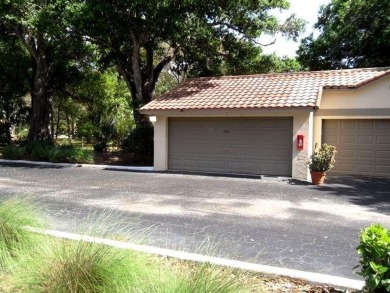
310 171 326 185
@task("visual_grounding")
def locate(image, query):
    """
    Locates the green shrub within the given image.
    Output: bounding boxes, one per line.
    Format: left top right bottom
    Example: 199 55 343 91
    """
24 142 53 161
15 239 151 293
2 143 93 164
0 122 11 145
308 143 337 172
356 224 390 292
93 141 107 152
0 199 43 271
121 126 153 166
1 144 25 160
49 145 93 164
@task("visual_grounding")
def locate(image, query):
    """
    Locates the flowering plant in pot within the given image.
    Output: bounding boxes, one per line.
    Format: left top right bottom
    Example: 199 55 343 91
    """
308 143 337 185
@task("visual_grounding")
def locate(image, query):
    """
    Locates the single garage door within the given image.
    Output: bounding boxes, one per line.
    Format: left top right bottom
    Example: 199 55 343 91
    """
322 119 390 177
169 117 293 176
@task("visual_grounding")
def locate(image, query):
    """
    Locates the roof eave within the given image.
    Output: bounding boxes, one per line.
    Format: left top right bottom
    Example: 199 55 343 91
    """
140 106 315 116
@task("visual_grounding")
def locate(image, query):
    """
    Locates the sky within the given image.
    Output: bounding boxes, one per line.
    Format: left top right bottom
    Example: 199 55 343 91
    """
261 0 331 57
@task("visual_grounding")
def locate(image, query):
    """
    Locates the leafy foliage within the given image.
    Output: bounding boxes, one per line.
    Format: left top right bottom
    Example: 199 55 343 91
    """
0 34 30 145
356 224 390 292
121 127 154 166
69 0 304 126
2 143 93 164
0 0 95 143
308 143 336 172
71 70 134 149
48 145 93 164
1 144 26 160
297 0 390 69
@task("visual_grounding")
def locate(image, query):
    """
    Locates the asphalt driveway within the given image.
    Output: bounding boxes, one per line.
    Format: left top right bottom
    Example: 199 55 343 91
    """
1 162 390 280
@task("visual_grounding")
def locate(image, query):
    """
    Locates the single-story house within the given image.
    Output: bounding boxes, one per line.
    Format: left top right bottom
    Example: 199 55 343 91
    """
140 67 390 181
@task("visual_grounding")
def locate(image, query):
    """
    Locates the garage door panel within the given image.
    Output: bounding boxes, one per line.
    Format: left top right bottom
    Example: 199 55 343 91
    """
357 150 374 159
323 119 390 177
356 163 374 173
377 136 390 144
225 161 240 170
340 121 357 130
358 136 374 144
340 149 355 158
358 121 374 130
183 159 196 168
169 118 292 176
212 161 225 169
276 163 291 173
377 165 390 174
341 135 356 144
378 122 390 130
377 150 390 159
242 162 257 171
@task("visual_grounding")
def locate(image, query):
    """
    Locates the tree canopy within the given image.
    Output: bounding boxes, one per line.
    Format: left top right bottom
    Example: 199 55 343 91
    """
297 0 390 70
69 0 304 126
0 33 30 144
0 0 94 143
1 0 304 144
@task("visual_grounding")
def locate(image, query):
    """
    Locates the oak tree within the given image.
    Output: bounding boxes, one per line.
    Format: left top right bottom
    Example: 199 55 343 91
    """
70 0 303 127
297 0 390 70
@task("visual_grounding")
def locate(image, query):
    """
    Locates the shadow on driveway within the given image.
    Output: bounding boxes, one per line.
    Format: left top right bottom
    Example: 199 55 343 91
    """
312 175 390 215
0 162 72 169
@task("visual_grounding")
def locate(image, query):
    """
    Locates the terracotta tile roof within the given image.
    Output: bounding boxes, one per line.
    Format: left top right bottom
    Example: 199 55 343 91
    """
141 67 390 112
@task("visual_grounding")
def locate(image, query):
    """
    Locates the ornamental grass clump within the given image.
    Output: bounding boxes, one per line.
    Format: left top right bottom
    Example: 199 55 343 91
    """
14 238 152 293
0 199 43 271
308 143 337 172
162 261 244 293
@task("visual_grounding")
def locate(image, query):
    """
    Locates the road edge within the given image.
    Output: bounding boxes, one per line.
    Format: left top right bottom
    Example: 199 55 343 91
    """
0 159 153 171
28 227 364 290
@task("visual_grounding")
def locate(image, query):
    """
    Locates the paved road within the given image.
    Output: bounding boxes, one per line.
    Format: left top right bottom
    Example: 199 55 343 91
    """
1 162 390 280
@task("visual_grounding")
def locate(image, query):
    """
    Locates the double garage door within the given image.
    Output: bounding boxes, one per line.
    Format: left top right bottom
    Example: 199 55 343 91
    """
322 119 390 177
169 117 292 176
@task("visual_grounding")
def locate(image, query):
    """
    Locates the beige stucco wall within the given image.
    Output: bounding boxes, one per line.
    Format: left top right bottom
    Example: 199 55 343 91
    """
292 112 313 181
314 76 390 145
151 110 313 181
153 116 169 171
320 76 390 109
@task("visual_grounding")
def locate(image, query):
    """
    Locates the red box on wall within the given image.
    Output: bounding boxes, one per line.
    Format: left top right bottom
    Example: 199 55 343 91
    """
297 135 304 150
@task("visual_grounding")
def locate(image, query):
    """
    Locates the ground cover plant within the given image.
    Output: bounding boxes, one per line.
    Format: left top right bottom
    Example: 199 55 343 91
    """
1 143 93 164
356 224 390 292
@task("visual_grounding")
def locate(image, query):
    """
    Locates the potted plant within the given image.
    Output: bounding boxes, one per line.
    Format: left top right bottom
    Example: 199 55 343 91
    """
308 143 337 185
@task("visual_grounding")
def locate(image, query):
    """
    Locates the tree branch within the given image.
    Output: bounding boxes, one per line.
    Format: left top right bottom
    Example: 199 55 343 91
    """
154 45 181 78
13 25 39 60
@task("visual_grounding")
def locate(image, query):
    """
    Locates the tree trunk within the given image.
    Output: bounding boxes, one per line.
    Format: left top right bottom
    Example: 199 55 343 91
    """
56 99 61 139
50 102 55 138
117 59 151 128
27 55 54 144
66 114 71 142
